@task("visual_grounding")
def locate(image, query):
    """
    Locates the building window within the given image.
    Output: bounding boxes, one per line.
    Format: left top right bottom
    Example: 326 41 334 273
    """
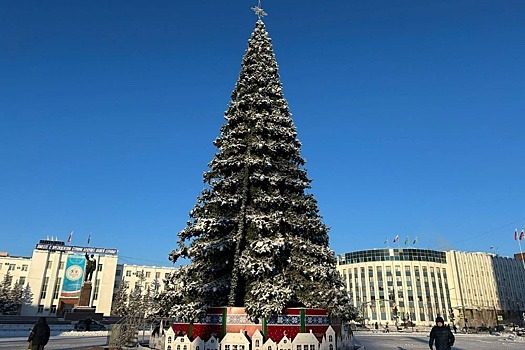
146 271 151 278
37 305 44 313
53 278 62 299
167 336 172 343
22 264 28 271
116 269 121 276
40 277 49 299
8 264 15 271
225 346 230 350
156 272 160 279
310 345 315 350
297 346 301 350
50 305 57 314
18 277 26 285
59 261 64 270
46 261 52 269
97 264 103 272
329 346 333 350
184 346 187 350
93 280 100 300
255 340 260 347
329 335 333 342
126 271 132 277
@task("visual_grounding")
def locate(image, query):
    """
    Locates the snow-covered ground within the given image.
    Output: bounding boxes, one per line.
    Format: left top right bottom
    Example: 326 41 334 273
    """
354 332 525 350
0 329 109 338
0 324 151 338
2 326 523 350
0 327 152 349
0 332 109 349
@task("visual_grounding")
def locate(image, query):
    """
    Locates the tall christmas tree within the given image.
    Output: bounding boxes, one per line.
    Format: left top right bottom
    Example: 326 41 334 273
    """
160 6 355 322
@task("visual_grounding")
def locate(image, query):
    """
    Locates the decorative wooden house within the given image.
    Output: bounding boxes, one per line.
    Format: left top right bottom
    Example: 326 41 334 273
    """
206 335 219 350
277 335 292 350
220 330 251 350
151 307 353 350
291 330 320 350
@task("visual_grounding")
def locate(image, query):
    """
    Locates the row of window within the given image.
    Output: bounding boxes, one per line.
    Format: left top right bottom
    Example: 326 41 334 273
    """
37 304 57 314
1 263 29 271
120 269 170 279
339 249 447 265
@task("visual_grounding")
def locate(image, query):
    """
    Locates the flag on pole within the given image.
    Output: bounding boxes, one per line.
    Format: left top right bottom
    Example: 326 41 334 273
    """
87 233 91 245
413 237 418 245
393 235 399 243
404 236 409 245
520 228 525 241
515 228 518 241
67 231 73 243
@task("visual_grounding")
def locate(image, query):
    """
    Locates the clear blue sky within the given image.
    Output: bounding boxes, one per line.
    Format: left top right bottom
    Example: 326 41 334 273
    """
1 1 524 267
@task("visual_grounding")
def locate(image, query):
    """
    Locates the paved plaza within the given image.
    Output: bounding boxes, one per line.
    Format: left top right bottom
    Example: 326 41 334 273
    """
354 332 524 350
1 330 525 350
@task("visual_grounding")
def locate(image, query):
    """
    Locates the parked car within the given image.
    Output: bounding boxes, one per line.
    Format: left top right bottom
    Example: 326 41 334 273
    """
401 321 416 328
477 326 490 332
493 325 505 332
462 326 478 333
74 319 108 331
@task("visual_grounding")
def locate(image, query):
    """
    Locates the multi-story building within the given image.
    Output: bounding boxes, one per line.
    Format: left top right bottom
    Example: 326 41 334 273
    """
115 264 175 296
0 252 31 288
337 248 453 327
447 250 525 327
0 239 176 317
337 248 525 328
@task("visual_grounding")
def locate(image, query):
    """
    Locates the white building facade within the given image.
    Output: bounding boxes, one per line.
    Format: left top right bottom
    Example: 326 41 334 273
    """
337 248 525 328
0 239 176 317
446 250 525 327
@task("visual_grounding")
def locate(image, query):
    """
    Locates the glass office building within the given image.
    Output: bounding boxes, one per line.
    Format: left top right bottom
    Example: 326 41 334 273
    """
337 248 452 327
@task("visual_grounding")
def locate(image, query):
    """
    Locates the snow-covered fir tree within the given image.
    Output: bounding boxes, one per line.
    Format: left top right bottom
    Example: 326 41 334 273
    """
160 17 356 322
0 272 31 315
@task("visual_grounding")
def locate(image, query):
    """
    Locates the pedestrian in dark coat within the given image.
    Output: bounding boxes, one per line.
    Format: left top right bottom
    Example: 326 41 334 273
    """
28 317 51 350
429 316 455 350
84 317 93 331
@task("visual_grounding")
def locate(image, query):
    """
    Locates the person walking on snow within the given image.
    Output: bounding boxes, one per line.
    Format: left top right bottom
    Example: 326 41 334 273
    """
429 316 455 350
28 317 51 350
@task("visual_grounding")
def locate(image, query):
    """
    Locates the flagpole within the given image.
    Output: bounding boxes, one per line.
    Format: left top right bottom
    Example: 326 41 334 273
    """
518 237 525 270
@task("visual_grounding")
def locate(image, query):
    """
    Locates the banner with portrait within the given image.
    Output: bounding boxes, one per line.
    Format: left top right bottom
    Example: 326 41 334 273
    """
60 255 86 298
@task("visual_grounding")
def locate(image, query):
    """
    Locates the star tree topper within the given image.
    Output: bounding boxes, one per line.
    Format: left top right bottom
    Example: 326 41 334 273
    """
251 0 267 19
